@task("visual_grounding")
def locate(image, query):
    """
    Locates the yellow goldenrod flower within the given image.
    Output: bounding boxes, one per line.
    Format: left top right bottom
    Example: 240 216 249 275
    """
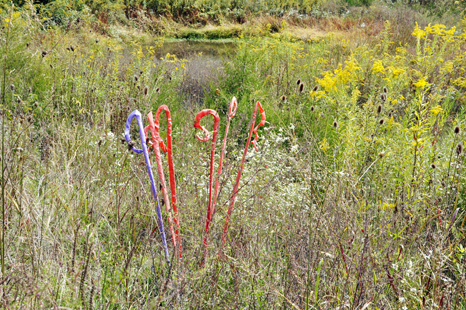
412 22 426 38
372 60 385 75
319 138 330 152
413 77 428 89
431 106 444 115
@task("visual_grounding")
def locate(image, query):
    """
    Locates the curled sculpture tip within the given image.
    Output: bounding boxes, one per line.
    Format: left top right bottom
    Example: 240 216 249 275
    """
228 97 238 119
251 102 266 151
194 109 220 142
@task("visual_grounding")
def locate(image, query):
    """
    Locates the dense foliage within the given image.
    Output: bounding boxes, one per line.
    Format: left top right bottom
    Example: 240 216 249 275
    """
0 1 465 309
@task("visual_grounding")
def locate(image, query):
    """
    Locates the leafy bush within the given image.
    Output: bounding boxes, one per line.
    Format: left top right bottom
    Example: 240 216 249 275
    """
0 4 466 309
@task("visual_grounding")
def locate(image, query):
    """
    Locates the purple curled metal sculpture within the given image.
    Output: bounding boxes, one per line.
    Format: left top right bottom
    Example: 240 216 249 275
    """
124 98 266 267
125 110 170 263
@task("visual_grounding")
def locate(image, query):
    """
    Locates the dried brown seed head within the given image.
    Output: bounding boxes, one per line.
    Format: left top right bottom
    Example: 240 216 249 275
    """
127 140 136 151
379 118 385 125
454 126 460 134
296 79 301 85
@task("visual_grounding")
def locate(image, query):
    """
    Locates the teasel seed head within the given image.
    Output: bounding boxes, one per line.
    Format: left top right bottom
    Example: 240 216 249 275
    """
296 79 301 85
17 97 22 104
333 121 338 128
454 126 460 134
41 51 47 57
10 84 14 91
281 95 286 101
379 151 385 158
156 87 160 93
134 75 138 82
311 106 315 111
313 84 319 92
380 93 387 102
456 143 463 155
127 140 136 151
95 39 99 43
383 86 388 93
299 83 304 93
379 118 385 125
144 86 148 96
28 87 32 93
377 105 382 114
431 163 436 169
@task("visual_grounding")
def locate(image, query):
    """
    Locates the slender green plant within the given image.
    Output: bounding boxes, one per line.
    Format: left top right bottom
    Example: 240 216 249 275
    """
1 5 12 279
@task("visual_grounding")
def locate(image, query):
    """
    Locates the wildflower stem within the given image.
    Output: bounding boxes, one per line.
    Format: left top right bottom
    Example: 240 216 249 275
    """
1 10 11 278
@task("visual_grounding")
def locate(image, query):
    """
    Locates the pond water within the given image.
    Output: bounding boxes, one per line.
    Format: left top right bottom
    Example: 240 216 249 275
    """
154 40 237 107
154 39 237 59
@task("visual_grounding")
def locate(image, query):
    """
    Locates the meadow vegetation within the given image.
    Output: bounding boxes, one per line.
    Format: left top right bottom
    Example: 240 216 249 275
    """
0 0 466 309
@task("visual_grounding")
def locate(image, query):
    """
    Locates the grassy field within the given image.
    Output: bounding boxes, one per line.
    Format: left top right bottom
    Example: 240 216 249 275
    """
1 1 466 309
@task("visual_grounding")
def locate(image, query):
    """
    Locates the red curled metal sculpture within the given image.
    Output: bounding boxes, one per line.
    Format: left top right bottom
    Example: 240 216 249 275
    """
194 108 220 267
195 98 238 267
220 101 266 251
145 106 182 258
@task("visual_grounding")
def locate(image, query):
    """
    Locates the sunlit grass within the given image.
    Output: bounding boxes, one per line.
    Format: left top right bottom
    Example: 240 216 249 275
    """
0 3 465 309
